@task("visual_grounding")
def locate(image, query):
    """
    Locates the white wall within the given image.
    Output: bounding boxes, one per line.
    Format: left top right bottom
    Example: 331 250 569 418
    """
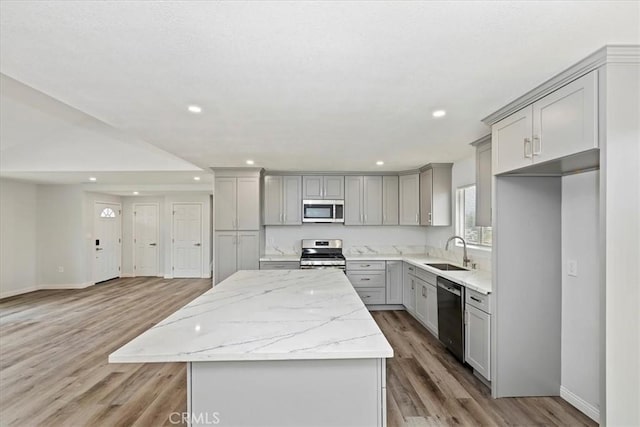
265 224 428 255
37 184 87 286
0 178 38 298
424 155 492 271
561 170 600 420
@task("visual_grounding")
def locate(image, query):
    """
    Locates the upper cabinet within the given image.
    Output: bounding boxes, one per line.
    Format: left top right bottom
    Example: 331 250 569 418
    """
264 175 302 226
382 176 399 225
399 174 420 225
419 164 452 226
345 176 383 225
302 176 344 200
493 70 598 175
472 135 492 227
215 175 260 231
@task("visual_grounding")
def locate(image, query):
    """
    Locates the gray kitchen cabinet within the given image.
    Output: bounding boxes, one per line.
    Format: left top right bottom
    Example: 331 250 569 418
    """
303 175 344 200
492 70 597 175
415 278 428 324
215 177 237 230
264 175 302 225
355 288 386 305
419 164 452 226
347 271 385 288
216 176 260 230
260 261 300 270
399 174 420 225
412 267 438 337
215 231 259 284
382 176 399 225
344 176 382 225
465 304 491 380
425 282 438 337
403 263 417 313
386 261 403 304
473 136 492 227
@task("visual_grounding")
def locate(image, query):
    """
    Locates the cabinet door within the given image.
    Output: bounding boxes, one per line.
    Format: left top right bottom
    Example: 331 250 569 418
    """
282 176 302 225
237 177 260 230
237 231 259 271
403 271 417 313
382 176 399 225
399 174 420 225
302 176 323 199
533 70 598 164
264 176 283 225
386 261 403 304
215 231 237 284
465 305 491 380
476 141 492 227
344 176 363 225
363 176 383 225
415 283 427 324
425 284 438 337
419 169 433 225
492 105 534 175
323 176 344 199
215 178 237 230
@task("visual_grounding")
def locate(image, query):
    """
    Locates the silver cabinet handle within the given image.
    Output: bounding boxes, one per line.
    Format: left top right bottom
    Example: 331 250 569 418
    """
361 278 371 281
415 213 419 223
428 212 432 224
361 264 371 267
524 137 532 159
194 243 201 246
96 248 103 251
149 243 157 246
422 286 426 297
470 296 482 303
411 281 414 290
283 212 287 223
533 135 541 156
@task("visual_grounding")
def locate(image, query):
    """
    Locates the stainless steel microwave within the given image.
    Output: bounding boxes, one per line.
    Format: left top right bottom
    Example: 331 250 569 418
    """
302 200 344 223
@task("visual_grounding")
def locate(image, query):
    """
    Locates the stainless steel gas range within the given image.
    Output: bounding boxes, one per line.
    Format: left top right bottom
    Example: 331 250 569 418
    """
299 239 346 271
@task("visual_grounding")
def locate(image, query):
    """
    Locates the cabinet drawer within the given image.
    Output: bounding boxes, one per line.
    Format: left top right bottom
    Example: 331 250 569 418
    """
347 271 385 288
415 267 437 285
404 263 418 277
355 287 386 305
465 289 492 314
347 260 386 271
259 261 300 270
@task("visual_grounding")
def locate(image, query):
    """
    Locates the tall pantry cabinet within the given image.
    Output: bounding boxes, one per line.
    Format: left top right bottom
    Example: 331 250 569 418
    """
213 169 262 284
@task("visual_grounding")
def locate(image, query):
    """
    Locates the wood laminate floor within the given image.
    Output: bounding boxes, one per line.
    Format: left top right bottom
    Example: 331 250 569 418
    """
0 278 597 426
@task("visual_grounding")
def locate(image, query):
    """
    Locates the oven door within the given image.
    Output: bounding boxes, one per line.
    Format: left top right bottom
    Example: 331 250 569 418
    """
302 200 343 223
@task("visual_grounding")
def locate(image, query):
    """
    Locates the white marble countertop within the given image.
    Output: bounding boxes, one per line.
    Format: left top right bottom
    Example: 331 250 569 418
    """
109 270 393 363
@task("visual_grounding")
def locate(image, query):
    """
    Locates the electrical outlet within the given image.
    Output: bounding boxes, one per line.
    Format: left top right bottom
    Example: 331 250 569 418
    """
567 260 578 277
58 266 64 273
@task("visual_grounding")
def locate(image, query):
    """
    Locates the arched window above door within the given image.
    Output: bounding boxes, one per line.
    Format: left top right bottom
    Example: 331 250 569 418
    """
100 207 116 218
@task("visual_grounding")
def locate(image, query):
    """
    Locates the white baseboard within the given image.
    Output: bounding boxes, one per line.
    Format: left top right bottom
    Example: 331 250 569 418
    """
0 286 40 299
164 274 173 279
39 282 94 290
560 386 599 423
120 273 134 278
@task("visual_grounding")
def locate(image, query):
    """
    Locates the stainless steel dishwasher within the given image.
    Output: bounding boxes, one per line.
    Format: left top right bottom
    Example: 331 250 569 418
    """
437 276 465 362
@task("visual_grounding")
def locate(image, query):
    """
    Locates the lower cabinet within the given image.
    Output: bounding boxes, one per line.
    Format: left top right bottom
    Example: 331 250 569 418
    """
215 231 259 283
354 288 386 305
414 276 438 337
465 289 492 381
386 261 403 304
403 264 417 314
259 261 300 270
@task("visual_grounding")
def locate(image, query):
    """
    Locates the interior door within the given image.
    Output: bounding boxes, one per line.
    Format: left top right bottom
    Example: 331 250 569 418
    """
134 203 159 277
172 203 202 278
94 202 121 283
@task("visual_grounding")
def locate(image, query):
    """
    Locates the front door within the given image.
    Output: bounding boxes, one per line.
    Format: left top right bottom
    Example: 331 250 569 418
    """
134 203 159 277
94 202 121 283
172 203 202 278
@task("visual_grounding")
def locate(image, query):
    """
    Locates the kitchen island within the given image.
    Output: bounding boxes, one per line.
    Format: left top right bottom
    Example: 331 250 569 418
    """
109 269 393 426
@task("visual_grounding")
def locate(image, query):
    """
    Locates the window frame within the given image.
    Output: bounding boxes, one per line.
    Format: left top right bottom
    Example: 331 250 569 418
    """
455 184 492 251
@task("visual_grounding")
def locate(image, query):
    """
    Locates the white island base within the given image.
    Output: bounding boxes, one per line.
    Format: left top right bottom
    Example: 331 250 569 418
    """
188 358 386 427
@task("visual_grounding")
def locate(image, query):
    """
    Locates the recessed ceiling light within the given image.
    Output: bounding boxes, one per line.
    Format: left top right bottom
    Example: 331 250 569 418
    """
89 177 97 181
133 191 139 195
432 109 446 118
193 176 201 181
376 161 384 166
188 105 202 114
246 160 255 165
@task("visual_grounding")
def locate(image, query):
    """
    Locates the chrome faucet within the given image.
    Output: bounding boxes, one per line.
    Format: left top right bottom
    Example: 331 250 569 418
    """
445 235 471 268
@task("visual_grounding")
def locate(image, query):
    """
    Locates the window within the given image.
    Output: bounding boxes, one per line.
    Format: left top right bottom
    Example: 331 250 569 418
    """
456 185 492 248
100 207 116 218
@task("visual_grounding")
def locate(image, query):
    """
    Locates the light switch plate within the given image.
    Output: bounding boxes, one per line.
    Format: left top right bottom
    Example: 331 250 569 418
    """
567 260 578 277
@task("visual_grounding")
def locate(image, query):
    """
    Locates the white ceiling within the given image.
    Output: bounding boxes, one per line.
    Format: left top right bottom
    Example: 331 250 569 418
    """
1 1 639 173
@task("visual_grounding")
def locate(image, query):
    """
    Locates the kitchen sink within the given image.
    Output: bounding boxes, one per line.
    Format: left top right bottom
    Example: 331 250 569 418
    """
425 263 468 271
